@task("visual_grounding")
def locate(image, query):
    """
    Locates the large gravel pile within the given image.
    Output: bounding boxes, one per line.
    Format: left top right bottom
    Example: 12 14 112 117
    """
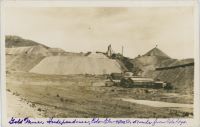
30 56 122 75
6 45 49 56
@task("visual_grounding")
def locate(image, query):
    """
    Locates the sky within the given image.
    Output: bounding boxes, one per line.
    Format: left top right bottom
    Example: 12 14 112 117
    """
5 7 194 59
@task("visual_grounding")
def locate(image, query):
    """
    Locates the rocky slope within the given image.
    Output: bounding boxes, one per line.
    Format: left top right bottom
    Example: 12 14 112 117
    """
131 47 194 93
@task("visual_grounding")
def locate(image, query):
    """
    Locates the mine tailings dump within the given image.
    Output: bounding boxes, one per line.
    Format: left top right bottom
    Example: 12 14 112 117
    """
30 55 123 75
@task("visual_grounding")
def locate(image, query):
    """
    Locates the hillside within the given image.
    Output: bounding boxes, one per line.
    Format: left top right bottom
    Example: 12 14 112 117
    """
131 47 194 93
131 47 171 76
153 65 194 93
158 58 194 68
6 36 125 74
6 55 45 72
5 35 194 93
6 35 48 48
6 36 73 72
6 45 49 56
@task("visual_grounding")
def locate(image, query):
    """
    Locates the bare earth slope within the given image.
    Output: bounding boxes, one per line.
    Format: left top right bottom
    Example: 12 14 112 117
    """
6 55 45 72
30 56 122 75
154 66 194 93
131 48 194 93
7 91 43 117
153 59 194 93
6 45 49 56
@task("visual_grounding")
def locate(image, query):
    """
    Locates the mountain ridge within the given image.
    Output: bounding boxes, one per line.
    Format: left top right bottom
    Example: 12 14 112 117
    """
6 35 49 48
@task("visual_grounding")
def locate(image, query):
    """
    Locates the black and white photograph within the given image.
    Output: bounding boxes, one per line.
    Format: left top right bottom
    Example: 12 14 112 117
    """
1 0 200 127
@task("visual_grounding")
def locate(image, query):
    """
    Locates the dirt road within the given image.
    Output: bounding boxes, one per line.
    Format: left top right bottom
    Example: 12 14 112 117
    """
119 98 193 115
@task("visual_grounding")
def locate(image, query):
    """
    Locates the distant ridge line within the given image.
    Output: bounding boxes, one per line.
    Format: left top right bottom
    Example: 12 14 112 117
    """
5 35 49 48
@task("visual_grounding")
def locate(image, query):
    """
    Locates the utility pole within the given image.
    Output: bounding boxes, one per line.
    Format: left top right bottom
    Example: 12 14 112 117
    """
122 45 124 56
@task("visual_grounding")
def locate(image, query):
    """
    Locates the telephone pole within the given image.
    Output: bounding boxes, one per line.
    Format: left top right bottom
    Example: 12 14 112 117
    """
122 46 124 56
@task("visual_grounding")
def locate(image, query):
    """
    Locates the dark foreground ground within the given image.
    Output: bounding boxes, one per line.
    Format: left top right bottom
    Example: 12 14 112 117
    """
6 71 193 118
